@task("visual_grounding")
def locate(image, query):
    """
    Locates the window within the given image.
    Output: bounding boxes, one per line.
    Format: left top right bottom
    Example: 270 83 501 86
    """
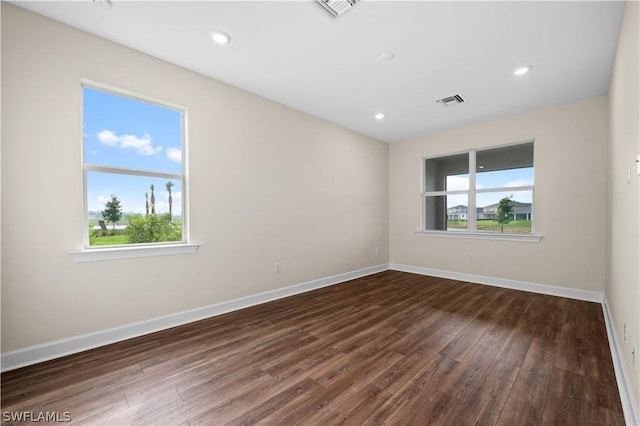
82 83 187 248
422 141 536 238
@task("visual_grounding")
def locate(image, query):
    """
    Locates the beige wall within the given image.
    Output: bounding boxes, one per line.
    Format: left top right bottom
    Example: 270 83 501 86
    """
390 96 608 292
1 7 635 408
0 4 389 353
608 0 640 414
0 2 3 356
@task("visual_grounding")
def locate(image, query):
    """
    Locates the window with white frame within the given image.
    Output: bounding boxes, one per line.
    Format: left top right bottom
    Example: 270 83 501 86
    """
422 141 534 235
82 84 186 248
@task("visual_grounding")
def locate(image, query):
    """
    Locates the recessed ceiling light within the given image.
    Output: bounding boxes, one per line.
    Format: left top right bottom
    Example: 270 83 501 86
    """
210 31 231 45
379 52 395 62
513 65 531 76
375 113 385 120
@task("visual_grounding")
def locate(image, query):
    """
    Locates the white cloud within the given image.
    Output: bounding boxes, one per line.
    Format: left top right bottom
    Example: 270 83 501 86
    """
96 130 162 156
96 130 119 146
97 195 110 204
445 175 470 191
166 147 182 162
505 179 534 188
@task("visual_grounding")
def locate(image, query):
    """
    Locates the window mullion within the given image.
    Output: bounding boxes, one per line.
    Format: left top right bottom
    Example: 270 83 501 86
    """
468 150 476 232
476 186 534 194
422 140 535 236
82 84 187 250
424 190 469 197
85 164 182 180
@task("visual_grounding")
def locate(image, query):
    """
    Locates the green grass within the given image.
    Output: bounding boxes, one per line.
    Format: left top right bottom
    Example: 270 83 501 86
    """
447 219 532 234
89 228 128 246
90 235 128 246
447 220 468 229
88 216 181 246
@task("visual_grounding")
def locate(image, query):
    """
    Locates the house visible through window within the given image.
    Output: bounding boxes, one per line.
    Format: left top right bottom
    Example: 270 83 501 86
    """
82 84 186 247
423 141 534 235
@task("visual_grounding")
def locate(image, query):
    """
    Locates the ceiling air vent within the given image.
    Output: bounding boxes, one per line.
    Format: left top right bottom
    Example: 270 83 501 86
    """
436 94 466 108
316 0 361 18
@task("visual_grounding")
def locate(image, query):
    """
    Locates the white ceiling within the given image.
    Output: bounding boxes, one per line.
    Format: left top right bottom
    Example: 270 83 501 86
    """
11 1 625 143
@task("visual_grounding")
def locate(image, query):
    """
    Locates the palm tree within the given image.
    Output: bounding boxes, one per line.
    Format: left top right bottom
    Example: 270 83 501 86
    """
166 181 174 220
145 192 149 216
150 184 156 215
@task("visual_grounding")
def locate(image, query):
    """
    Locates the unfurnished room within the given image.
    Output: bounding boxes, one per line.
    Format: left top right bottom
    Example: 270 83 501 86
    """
1 1 639 425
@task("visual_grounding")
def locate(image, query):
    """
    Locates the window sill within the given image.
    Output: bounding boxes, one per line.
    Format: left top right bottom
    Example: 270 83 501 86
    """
415 231 543 243
69 243 201 263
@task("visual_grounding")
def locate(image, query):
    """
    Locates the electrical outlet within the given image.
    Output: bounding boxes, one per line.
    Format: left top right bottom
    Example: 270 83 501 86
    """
274 263 281 273
624 323 628 342
375 246 380 255
469 253 476 262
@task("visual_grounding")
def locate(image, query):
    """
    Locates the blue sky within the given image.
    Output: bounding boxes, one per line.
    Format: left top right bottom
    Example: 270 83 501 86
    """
84 87 183 214
446 167 534 208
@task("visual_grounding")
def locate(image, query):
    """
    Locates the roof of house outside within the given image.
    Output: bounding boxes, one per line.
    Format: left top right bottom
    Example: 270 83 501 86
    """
447 201 532 214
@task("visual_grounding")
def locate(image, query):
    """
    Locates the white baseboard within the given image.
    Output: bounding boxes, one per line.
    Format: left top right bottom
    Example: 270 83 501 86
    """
1 264 389 372
5 261 634 425
389 263 603 303
602 295 640 426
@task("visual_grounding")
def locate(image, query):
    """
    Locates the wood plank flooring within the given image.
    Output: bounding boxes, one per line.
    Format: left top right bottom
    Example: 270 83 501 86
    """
1 271 625 425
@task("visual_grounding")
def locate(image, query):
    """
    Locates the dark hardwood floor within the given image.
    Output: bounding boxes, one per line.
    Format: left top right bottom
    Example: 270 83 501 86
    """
1 271 624 425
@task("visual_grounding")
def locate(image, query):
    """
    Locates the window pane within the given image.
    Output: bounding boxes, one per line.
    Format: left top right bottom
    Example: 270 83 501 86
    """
425 153 469 192
476 142 533 189
83 87 182 174
87 171 183 246
425 194 468 231
476 168 534 189
475 190 532 234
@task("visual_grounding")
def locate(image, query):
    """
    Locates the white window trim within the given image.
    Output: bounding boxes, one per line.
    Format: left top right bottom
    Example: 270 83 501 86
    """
415 230 542 242
85 164 183 180
420 140 542 242
74 79 194 259
70 243 201 263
